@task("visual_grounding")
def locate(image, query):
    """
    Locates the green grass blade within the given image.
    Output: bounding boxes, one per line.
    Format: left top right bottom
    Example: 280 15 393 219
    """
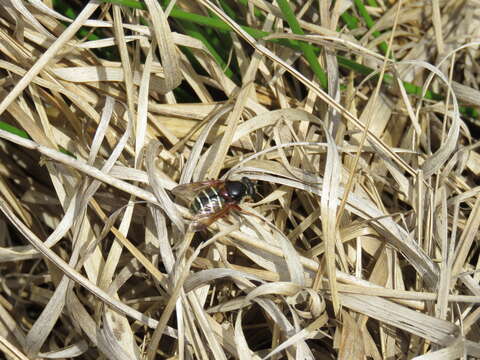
353 0 389 55
275 0 328 89
94 0 478 119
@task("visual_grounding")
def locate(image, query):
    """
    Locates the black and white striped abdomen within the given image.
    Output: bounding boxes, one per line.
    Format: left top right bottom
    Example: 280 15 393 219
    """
190 187 225 215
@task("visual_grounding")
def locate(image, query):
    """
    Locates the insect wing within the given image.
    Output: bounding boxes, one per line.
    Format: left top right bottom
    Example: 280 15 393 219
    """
188 203 234 232
171 180 223 203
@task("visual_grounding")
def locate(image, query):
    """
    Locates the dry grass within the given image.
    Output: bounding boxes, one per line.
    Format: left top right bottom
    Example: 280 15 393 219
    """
0 0 479 359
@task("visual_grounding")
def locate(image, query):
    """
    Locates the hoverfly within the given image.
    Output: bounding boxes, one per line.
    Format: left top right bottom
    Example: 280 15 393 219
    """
172 177 256 231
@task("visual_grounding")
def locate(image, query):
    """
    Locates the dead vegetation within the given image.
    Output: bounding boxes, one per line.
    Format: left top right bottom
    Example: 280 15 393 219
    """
0 0 480 359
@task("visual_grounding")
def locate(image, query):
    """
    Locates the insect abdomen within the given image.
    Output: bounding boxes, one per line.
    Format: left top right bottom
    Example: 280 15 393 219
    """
190 187 224 214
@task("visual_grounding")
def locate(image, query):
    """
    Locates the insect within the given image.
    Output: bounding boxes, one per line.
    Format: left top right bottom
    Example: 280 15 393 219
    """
172 177 256 231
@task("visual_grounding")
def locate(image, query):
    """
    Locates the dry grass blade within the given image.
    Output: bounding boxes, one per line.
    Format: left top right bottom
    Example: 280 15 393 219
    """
0 1 100 115
319 124 342 314
0 0 479 359
0 200 160 329
340 294 458 346
144 0 182 92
